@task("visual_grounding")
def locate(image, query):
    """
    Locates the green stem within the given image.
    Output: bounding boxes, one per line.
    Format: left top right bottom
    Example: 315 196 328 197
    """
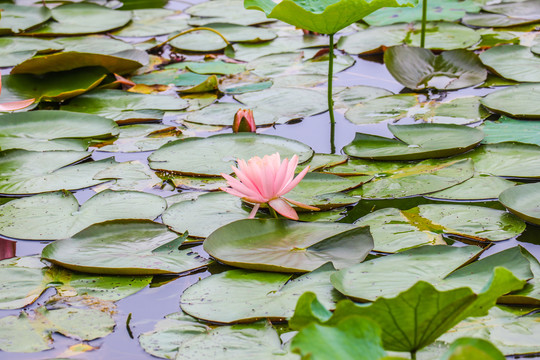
411 350 417 360
152 27 230 51
269 207 279 219
420 0 427 48
328 33 336 154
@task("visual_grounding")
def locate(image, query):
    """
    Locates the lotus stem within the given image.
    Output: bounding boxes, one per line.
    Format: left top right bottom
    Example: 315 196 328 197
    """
420 0 427 48
411 350 417 360
153 27 230 51
328 33 336 153
270 207 279 219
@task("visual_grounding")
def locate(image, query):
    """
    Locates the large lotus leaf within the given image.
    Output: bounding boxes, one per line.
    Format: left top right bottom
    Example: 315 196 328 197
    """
244 0 417 35
92 123 184 153
184 102 276 126
452 143 540 178
479 45 540 82
180 263 343 323
11 49 148 75
186 0 274 26
113 9 189 37
0 256 151 309
427 175 517 201
0 150 115 195
41 220 210 275
228 35 328 62
0 190 166 240
331 245 531 301
0 4 51 35
348 158 474 199
337 22 480 54
148 133 313 176
0 67 108 102
0 37 62 67
204 219 373 272
481 116 540 146
0 306 115 352
499 183 540 226
480 83 540 119
363 0 480 26
495 248 539 306
235 87 328 122
291 316 386 360
0 110 118 152
424 306 540 357
26 3 132 36
384 46 487 90
61 89 188 123
343 124 484 160
440 338 505 360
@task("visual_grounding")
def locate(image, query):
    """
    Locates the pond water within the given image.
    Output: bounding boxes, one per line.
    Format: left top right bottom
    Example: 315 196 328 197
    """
1 0 539 358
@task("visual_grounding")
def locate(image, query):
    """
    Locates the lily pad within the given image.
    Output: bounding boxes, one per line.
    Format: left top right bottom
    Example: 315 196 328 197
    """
41 220 210 275
462 12 540 28
92 124 184 152
463 0 540 27
0 306 115 352
481 116 540 146
0 190 166 240
173 60 246 75
0 110 118 152
26 3 132 36
427 175 517 201
184 102 275 126
132 69 211 87
112 9 189 37
480 83 540 119
204 219 373 272
148 133 313 176
92 160 164 192
0 150 115 195
479 45 540 83
55 36 135 54
61 89 189 123
0 4 51 35
229 35 328 62
499 182 540 225
186 0 274 26
0 37 62 68
334 85 394 109
384 46 487 90
180 263 343 323
343 124 484 160
0 255 151 309
440 338 505 360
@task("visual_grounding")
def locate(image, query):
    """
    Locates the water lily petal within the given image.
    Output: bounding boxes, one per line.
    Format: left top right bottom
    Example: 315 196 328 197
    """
282 196 320 211
0 98 35 112
248 203 260 218
279 164 310 196
269 198 298 220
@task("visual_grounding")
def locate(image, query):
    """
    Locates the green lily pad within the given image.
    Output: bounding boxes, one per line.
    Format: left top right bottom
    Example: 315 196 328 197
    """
184 102 275 126
480 83 540 119
363 0 481 26
0 255 151 309
0 306 115 352
440 338 505 360
343 124 484 160
499 248 540 306
92 160 164 192
148 133 313 176
384 46 487 90
344 94 417 124
171 60 246 75
0 150 115 195
0 37 62 67
11 49 148 75
0 110 118 152
26 3 132 36
334 85 394 109
416 96 490 125
479 45 540 82
348 158 475 199
41 220 210 275
499 183 540 225
92 123 184 152
55 36 134 54
0 4 51 35
245 0 417 35
0 67 108 102
204 219 373 272
331 245 531 301
186 0 274 26
427 175 517 201
0 190 166 240
61 89 189 123
481 116 540 146
132 69 211 87
463 12 540 28
113 9 189 37
180 263 343 323
463 0 540 27
338 22 480 54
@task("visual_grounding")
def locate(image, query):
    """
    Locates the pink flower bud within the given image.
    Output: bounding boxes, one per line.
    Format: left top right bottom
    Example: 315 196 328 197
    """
232 109 256 133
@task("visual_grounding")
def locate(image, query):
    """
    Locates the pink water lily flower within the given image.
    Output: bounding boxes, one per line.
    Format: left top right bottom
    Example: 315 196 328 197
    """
0 73 35 112
221 153 319 220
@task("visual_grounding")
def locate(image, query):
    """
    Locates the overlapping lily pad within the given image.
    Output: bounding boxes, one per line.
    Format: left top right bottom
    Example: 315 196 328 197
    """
148 133 313 176
481 116 540 146
499 183 540 225
92 124 184 152
113 9 189 37
180 263 343 323
229 36 328 62
479 45 540 83
463 0 540 28
0 4 51 35
0 190 166 240
204 219 373 272
0 37 62 68
41 220 210 275
0 255 151 309
480 84 540 119
384 46 487 90
427 175 517 201
186 0 274 26
0 150 115 195
343 124 484 160
0 110 118 151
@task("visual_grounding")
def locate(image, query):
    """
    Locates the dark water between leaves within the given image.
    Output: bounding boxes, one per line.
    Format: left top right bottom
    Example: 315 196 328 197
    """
1 2 540 358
